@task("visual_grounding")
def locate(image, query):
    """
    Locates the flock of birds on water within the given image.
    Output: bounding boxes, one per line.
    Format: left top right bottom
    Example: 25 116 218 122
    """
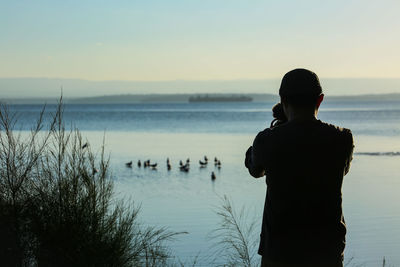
125 156 222 181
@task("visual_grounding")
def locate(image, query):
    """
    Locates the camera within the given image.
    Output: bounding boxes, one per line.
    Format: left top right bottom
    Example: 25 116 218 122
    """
270 103 287 128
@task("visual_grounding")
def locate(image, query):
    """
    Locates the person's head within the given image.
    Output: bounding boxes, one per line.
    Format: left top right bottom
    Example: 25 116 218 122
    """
279 68 324 116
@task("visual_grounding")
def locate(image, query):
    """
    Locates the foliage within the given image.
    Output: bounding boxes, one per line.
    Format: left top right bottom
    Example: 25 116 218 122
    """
0 99 181 267
209 195 259 267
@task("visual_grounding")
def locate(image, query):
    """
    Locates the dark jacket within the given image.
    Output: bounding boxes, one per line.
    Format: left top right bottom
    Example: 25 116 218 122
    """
245 118 354 264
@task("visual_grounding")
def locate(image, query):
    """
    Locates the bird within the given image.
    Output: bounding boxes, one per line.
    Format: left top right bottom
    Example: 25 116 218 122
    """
144 160 150 168
216 160 221 169
214 157 218 164
81 142 88 149
149 163 157 169
180 162 190 172
211 171 216 180
179 160 183 166
137 160 141 167
166 158 171 170
199 160 208 166
186 158 190 164
126 161 133 168
204 156 208 162
180 165 189 172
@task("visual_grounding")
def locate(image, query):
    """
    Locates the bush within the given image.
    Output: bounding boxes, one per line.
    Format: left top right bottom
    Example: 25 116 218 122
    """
0 100 181 267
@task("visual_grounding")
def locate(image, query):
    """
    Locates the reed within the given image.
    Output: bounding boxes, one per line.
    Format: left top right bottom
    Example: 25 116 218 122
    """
0 99 182 266
209 195 259 267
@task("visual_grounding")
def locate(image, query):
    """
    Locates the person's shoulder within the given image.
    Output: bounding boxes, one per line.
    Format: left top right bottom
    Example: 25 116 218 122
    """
317 120 353 146
317 120 352 136
255 127 273 140
253 126 279 147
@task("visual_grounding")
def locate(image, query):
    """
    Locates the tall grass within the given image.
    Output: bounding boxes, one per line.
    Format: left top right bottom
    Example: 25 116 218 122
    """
209 197 393 267
209 195 259 267
0 99 182 266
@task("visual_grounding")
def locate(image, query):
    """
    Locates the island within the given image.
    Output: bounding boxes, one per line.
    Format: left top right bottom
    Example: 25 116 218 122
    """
188 94 252 102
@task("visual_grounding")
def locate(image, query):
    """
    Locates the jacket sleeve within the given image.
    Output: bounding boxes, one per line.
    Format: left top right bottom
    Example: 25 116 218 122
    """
245 129 271 178
343 129 354 176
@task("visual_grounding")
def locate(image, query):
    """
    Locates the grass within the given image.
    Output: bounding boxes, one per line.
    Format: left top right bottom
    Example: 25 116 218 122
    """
209 195 259 267
0 98 184 266
208 195 394 267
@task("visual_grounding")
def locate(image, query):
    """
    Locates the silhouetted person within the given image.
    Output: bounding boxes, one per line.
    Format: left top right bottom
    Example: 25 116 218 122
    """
245 69 354 267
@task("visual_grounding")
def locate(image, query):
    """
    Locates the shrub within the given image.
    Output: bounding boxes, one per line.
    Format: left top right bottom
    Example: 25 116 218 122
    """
0 100 181 267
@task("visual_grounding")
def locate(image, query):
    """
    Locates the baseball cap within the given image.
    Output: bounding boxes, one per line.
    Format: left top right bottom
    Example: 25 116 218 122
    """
279 68 322 97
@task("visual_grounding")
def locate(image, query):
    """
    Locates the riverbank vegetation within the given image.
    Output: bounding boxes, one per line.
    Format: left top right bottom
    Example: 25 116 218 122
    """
0 99 182 266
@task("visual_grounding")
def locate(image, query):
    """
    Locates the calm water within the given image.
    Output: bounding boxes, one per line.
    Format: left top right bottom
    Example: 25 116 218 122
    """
9 101 400 266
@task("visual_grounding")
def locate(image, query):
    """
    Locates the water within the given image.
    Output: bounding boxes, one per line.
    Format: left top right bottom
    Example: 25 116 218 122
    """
8 100 400 266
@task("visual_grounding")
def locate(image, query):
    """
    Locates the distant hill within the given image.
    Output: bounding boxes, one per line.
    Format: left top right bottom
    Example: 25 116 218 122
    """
2 93 400 104
1 77 400 99
325 93 400 102
68 93 279 104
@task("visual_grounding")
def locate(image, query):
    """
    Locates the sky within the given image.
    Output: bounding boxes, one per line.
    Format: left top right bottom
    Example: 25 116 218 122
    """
1 0 400 93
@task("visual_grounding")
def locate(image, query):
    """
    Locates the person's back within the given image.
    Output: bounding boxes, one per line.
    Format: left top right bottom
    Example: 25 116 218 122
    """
245 69 354 267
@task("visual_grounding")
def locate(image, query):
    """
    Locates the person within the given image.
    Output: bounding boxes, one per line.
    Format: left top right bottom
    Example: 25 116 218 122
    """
245 69 354 267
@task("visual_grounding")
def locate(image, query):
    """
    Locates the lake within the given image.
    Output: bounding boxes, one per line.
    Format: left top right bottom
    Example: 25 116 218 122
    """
9 100 400 266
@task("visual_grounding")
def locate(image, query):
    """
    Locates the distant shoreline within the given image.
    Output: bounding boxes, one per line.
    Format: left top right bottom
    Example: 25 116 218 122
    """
1 77 400 99
2 93 400 104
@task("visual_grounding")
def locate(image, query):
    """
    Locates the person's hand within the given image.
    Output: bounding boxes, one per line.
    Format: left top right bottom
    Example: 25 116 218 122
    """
245 146 252 168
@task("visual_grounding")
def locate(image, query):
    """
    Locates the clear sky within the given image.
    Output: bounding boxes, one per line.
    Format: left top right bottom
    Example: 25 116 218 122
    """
1 0 400 81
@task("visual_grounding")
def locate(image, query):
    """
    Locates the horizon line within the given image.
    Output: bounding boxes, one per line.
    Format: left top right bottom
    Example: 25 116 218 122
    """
3 92 400 100
2 77 400 82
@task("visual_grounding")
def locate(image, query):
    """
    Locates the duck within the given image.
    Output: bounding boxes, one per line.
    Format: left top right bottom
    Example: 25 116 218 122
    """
199 160 208 166
204 156 208 162
167 162 171 171
137 160 141 167
149 163 157 169
144 160 150 168
126 161 133 168
180 165 189 172
180 163 190 172
211 171 216 180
